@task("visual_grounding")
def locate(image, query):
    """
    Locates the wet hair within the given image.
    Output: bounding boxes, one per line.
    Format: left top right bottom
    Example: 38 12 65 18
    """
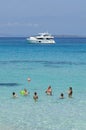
48 86 51 88
24 88 27 92
34 92 37 95
61 93 64 97
13 92 15 95
69 87 72 90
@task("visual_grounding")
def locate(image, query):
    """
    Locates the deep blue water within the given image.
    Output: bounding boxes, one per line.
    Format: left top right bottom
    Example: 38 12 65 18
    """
0 37 86 130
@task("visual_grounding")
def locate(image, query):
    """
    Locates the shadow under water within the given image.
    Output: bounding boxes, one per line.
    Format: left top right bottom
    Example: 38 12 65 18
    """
0 83 20 87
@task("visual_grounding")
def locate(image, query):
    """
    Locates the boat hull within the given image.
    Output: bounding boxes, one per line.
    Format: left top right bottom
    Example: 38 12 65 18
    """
27 33 55 44
27 39 55 44
27 38 55 44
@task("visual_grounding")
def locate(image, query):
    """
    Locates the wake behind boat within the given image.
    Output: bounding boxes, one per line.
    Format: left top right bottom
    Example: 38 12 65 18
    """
27 32 55 44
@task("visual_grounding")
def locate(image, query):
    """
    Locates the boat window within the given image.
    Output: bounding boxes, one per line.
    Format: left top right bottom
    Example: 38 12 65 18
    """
46 38 52 40
37 38 44 40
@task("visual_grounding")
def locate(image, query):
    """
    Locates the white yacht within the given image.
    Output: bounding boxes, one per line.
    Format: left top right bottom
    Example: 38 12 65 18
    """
27 32 55 44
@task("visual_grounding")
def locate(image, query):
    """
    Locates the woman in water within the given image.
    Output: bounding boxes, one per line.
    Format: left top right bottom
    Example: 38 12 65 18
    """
24 88 29 96
45 86 52 95
68 87 73 98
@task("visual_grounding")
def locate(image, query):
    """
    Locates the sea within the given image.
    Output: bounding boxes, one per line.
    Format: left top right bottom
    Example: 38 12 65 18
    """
0 37 86 130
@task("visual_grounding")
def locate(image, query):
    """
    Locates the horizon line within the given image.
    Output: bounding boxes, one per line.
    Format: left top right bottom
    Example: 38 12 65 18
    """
0 34 86 38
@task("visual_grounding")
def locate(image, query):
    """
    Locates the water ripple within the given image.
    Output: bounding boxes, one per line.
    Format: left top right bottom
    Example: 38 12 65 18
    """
0 60 86 66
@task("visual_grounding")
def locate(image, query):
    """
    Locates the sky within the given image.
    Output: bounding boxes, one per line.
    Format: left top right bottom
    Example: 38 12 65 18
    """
0 0 86 37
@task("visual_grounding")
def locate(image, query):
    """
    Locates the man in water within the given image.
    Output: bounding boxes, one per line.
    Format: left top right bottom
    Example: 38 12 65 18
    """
59 93 64 99
68 87 73 98
12 92 18 98
33 92 38 101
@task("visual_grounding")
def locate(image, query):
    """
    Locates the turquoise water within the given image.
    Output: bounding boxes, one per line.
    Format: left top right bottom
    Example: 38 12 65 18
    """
0 37 86 130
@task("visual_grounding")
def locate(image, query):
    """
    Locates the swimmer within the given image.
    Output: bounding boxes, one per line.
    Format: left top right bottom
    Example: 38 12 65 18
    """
33 92 38 101
24 88 29 96
12 92 18 98
27 77 31 82
45 85 52 95
59 93 64 99
68 87 73 98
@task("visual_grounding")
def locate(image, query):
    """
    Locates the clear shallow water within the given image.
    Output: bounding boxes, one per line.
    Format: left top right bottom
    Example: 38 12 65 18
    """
0 37 86 130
